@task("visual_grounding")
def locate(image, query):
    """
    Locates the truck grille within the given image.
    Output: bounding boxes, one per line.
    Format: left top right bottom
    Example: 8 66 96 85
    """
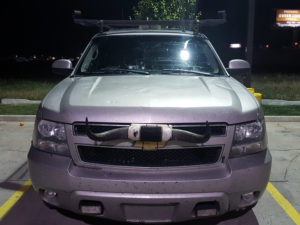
73 123 227 136
77 146 222 167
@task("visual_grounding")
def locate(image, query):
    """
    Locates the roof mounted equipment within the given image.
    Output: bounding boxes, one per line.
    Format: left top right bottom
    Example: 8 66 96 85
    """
73 10 226 33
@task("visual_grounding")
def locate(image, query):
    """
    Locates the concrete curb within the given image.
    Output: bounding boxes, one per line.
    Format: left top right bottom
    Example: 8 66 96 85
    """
0 115 36 122
1 98 41 105
265 116 300 122
1 115 300 122
262 99 300 106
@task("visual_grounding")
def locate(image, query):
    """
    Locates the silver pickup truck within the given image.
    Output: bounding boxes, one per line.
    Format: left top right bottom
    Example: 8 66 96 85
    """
28 28 271 223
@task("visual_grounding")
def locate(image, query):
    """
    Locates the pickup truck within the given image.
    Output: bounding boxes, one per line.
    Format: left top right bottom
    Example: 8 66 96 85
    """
28 27 271 223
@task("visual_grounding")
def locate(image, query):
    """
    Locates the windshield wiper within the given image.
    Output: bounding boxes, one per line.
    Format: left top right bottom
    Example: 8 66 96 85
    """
94 68 150 75
162 69 213 76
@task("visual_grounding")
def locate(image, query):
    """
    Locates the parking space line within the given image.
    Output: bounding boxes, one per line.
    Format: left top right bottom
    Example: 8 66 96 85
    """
0 179 32 220
267 182 300 225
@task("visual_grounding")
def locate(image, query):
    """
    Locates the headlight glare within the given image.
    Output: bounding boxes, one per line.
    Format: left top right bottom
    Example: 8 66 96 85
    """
38 120 66 141
230 120 267 158
33 120 69 156
233 121 264 144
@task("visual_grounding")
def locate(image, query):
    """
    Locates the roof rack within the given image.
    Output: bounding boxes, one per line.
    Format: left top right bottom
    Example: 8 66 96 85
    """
73 10 226 33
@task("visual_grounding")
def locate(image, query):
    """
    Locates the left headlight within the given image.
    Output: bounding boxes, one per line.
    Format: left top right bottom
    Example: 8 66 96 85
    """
230 120 267 158
32 119 69 156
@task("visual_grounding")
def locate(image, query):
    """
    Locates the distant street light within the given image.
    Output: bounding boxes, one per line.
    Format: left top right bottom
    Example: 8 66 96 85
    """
230 43 242 49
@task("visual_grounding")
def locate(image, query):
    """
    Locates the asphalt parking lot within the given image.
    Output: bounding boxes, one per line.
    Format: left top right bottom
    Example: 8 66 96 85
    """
0 120 299 225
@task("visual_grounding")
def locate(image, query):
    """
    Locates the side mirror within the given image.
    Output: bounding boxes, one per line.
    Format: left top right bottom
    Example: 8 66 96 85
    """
52 59 73 76
227 59 250 76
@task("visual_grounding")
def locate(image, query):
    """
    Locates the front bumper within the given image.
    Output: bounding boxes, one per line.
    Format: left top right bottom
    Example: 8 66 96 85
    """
28 147 271 223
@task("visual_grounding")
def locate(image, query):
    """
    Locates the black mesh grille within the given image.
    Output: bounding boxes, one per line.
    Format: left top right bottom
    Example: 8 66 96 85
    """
77 146 222 167
73 124 128 136
73 123 226 136
173 125 226 136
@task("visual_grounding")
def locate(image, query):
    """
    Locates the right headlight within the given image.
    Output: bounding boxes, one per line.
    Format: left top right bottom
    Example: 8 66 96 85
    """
32 119 70 156
230 120 267 158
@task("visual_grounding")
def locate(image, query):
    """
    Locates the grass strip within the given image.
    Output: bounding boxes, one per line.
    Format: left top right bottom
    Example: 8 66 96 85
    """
1 74 300 101
252 74 300 101
0 78 59 100
233 73 300 101
0 104 300 116
0 104 39 115
262 105 300 116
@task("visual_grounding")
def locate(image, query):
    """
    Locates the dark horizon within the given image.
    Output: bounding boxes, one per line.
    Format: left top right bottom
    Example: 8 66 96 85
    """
1 0 300 71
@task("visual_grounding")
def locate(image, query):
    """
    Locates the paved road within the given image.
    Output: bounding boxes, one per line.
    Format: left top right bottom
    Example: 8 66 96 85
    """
0 121 299 225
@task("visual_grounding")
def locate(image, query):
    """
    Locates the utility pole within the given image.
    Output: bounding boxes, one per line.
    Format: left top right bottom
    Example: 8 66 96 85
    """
245 0 255 87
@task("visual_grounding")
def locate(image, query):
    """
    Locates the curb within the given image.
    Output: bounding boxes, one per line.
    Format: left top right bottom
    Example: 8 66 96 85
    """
262 99 300 106
0 115 36 122
1 98 41 105
1 115 300 122
265 116 300 122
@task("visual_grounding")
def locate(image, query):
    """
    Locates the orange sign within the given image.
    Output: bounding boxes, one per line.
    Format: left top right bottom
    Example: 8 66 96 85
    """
276 9 300 27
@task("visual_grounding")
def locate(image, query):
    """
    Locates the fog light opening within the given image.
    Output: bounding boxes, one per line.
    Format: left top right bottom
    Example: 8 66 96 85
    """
79 200 103 215
242 192 254 202
241 191 260 204
194 201 219 217
242 191 260 202
43 189 57 198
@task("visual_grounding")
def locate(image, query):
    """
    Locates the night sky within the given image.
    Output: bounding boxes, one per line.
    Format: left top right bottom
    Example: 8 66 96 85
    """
1 0 299 59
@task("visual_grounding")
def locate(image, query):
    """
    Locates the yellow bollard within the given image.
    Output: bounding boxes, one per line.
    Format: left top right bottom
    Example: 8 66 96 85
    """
247 88 262 104
254 93 262 104
247 88 255 94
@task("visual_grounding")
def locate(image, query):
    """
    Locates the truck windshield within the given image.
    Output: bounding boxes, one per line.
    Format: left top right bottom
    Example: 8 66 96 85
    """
77 35 225 76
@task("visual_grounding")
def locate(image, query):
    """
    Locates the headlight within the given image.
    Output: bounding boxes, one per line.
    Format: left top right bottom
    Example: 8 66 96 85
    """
230 120 267 158
32 119 69 156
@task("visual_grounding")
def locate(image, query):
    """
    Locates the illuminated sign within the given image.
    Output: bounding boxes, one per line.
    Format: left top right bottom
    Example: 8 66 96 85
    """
276 9 300 27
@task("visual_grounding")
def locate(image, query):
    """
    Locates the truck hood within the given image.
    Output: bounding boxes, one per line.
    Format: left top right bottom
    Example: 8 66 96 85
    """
42 75 260 124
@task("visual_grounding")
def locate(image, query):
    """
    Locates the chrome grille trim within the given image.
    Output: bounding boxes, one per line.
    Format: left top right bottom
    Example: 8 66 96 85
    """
73 123 227 137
